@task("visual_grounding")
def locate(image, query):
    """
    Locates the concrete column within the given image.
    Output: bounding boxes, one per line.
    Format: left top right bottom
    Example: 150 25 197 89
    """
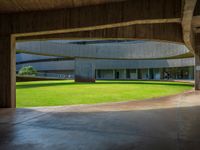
188 66 194 80
195 50 200 90
123 69 126 79
136 69 138 80
113 70 115 79
75 58 95 82
148 68 150 79
0 36 16 108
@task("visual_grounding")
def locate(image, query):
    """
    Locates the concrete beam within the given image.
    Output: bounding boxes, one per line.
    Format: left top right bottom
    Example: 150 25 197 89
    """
0 35 16 108
182 0 197 53
16 41 190 60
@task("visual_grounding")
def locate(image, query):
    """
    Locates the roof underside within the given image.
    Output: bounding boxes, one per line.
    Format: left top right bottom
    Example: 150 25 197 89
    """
0 0 125 13
194 0 200 16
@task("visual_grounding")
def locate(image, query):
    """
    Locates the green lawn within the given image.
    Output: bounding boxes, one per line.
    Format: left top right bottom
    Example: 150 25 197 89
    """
16 80 193 107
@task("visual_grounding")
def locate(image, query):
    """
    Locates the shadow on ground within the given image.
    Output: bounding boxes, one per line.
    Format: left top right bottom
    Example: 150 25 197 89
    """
1 89 200 150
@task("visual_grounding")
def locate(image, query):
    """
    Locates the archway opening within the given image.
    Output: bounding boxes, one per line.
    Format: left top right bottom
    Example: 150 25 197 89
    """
15 39 194 108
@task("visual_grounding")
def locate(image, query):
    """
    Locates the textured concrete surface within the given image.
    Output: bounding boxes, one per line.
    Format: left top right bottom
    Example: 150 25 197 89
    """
16 41 190 59
0 91 200 150
75 58 95 82
16 54 194 72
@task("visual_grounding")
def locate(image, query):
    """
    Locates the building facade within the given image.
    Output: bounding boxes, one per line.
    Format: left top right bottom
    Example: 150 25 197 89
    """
16 53 194 80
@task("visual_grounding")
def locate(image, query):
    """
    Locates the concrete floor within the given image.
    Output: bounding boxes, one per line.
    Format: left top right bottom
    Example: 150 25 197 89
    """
0 91 200 150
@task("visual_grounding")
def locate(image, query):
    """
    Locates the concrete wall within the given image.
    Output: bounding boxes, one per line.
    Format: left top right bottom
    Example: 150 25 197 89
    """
16 58 195 72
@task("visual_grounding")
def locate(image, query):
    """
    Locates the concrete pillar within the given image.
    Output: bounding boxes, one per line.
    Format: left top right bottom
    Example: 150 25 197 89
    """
124 69 127 79
195 50 200 90
148 68 150 79
75 58 95 82
0 36 16 108
113 70 115 79
160 68 164 79
188 66 194 80
136 69 138 80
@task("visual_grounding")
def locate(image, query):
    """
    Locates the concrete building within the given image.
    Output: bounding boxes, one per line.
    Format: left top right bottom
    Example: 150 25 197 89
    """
16 40 194 80
16 40 195 81
17 54 195 80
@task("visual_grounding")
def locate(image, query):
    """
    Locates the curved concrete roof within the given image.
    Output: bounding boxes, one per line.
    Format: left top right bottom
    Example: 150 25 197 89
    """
16 53 61 63
16 40 191 60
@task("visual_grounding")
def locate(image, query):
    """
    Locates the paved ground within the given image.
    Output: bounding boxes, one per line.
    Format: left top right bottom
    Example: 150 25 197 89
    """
0 90 200 150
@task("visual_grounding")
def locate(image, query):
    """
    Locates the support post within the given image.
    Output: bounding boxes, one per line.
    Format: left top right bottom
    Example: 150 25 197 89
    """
75 58 95 82
195 49 200 90
0 35 16 108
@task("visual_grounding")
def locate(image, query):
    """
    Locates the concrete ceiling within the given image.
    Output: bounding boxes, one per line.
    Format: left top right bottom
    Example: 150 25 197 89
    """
0 0 125 13
194 0 200 16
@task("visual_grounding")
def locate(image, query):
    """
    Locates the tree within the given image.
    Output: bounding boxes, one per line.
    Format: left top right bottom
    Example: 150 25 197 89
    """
18 66 37 76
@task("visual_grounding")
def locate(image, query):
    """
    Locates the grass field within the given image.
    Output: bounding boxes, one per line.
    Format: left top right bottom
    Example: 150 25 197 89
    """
16 80 193 108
